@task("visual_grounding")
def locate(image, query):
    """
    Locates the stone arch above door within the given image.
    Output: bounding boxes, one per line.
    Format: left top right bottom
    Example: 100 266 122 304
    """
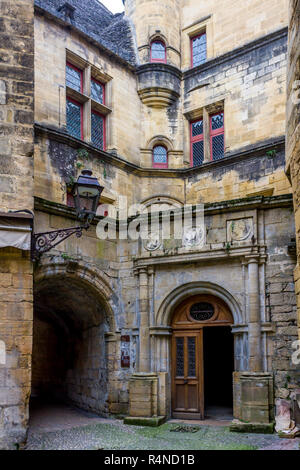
156 281 243 327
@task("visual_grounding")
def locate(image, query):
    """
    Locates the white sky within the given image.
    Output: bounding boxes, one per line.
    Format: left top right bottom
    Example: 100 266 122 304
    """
99 0 125 14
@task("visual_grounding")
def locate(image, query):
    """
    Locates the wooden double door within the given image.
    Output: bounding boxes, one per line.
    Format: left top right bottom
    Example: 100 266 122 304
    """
171 295 233 420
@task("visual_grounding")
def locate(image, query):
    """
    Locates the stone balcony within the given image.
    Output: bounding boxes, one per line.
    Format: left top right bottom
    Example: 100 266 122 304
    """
136 63 182 108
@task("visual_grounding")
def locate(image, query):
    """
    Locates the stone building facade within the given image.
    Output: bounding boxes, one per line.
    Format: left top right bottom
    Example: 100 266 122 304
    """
0 0 299 448
286 0 300 342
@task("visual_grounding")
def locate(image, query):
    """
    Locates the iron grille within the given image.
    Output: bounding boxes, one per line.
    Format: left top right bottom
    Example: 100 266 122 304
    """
190 302 214 321
212 134 224 160
151 41 165 61
211 113 224 130
188 337 196 377
91 80 104 104
66 100 82 139
153 145 167 164
192 33 207 66
91 112 104 149
176 337 184 376
192 119 203 137
66 65 82 92
192 141 204 166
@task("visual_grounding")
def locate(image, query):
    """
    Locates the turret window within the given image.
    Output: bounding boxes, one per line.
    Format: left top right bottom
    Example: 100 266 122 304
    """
191 32 207 67
153 145 168 168
150 41 167 63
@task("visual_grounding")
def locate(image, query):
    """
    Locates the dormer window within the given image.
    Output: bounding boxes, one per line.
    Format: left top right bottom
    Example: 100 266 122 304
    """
150 40 166 63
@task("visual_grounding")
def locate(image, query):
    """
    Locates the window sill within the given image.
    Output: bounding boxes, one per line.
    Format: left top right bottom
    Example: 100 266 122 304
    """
91 99 112 116
66 86 89 103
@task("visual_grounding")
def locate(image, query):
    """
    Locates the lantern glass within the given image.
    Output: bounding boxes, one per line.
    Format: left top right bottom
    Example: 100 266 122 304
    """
73 169 103 224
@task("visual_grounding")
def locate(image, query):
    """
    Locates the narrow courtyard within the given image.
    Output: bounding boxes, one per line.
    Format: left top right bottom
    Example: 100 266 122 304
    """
25 403 300 451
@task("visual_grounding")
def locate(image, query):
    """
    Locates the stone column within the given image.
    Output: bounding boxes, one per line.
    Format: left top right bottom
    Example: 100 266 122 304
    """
246 255 262 372
138 267 150 372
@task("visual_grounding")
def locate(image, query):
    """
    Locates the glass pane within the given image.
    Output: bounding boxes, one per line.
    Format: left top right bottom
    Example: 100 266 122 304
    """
192 119 203 137
176 337 184 376
91 80 104 104
66 100 81 139
212 134 225 161
192 141 204 167
211 113 224 130
153 145 167 164
192 33 207 66
66 65 82 92
91 112 104 150
151 41 165 60
188 337 196 377
190 302 214 321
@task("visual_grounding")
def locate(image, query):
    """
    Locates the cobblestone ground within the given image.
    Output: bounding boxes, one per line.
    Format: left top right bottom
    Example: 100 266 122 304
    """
25 405 300 451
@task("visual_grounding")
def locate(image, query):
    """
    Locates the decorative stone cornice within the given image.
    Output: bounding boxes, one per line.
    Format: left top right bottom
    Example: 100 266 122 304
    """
35 123 286 179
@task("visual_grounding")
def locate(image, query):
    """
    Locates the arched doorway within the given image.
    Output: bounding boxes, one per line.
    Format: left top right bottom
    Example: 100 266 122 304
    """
31 273 111 418
171 295 234 420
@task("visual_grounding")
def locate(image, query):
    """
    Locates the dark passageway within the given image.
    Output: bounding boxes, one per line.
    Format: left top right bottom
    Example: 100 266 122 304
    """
203 326 234 418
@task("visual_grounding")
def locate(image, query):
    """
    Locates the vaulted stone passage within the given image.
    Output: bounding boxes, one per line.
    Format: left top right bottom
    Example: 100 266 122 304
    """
31 277 110 416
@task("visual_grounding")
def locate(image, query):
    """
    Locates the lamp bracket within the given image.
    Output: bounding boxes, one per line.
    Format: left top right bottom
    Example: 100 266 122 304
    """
31 224 89 261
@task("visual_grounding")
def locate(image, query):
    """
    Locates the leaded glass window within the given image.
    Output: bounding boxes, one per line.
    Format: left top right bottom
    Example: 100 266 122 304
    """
210 112 224 161
191 33 207 67
66 63 82 92
190 118 204 167
176 337 184 376
91 79 104 104
188 337 196 377
153 145 168 168
66 99 82 139
151 41 166 63
91 112 105 150
190 302 214 321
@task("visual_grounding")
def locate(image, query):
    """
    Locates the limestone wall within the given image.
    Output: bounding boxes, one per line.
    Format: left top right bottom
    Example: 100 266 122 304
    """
286 0 300 339
0 0 34 449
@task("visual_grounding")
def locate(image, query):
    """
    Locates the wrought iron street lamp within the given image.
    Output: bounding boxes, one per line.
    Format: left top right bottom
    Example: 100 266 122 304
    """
32 169 104 260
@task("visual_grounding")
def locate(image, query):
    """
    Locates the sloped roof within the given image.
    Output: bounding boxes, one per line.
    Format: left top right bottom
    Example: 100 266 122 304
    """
35 0 137 66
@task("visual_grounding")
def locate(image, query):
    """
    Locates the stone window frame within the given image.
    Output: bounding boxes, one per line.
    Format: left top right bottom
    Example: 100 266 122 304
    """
152 144 168 169
185 100 225 166
190 31 207 68
150 39 167 64
181 15 213 71
65 50 112 151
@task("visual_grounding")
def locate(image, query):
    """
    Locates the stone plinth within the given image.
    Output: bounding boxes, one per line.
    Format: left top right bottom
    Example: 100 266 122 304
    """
125 372 166 426
231 372 274 433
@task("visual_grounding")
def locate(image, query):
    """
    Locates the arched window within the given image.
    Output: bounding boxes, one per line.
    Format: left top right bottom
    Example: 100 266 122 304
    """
150 40 166 63
153 145 168 168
